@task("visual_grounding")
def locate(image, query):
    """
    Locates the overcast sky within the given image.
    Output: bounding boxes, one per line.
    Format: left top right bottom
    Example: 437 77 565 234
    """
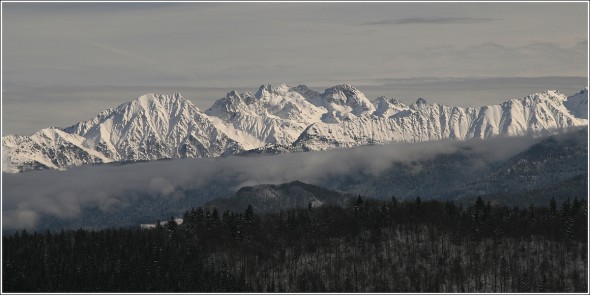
2 2 588 135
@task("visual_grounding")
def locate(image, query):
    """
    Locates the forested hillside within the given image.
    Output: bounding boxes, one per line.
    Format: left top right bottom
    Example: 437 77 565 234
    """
3 196 587 292
205 180 353 213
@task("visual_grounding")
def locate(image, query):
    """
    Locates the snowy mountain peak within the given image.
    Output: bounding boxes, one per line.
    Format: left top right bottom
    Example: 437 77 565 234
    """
291 84 311 93
317 84 376 117
415 97 428 104
322 84 363 103
543 89 561 96
230 90 255 103
526 90 565 101
372 95 389 107
3 91 253 172
291 84 323 100
390 98 403 105
133 92 193 107
255 84 271 98
409 97 430 110
207 91 247 119
225 90 242 103
373 96 409 117
255 83 291 98
3 85 589 173
2 127 111 172
225 90 241 100
205 84 326 145
564 88 588 119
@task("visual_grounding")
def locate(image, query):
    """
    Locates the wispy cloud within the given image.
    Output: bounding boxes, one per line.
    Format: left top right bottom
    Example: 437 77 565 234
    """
362 17 496 25
80 39 158 66
387 41 588 79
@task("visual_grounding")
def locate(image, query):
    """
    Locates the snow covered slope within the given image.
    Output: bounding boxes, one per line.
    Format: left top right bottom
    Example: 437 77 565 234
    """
564 88 588 119
3 93 252 172
2 85 588 172
62 92 252 161
2 128 111 173
294 89 587 150
205 84 325 145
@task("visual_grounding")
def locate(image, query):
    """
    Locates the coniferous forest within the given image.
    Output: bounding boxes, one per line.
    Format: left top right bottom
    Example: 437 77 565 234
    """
3 196 588 293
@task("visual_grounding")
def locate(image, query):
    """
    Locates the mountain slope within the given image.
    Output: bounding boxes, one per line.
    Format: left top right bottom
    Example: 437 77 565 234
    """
318 127 588 201
294 90 587 150
63 93 248 161
206 180 353 213
564 88 588 119
3 85 588 172
455 173 588 207
454 127 589 198
2 128 111 173
205 84 325 145
3 93 250 172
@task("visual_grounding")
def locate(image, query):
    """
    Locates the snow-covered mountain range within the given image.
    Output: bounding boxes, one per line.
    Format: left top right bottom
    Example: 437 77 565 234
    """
2 84 588 172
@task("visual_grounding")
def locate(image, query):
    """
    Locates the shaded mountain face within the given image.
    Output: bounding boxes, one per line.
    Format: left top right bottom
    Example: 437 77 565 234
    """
319 127 588 202
456 174 588 208
205 180 353 213
563 88 588 119
3 85 587 172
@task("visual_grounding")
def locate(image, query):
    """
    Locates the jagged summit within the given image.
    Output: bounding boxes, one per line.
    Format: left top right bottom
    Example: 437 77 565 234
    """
415 98 428 104
325 87 358 105
291 84 323 99
255 84 284 98
231 90 255 101
391 98 403 105
130 92 188 107
373 96 408 117
206 83 326 145
3 84 588 172
319 84 376 116
409 97 430 111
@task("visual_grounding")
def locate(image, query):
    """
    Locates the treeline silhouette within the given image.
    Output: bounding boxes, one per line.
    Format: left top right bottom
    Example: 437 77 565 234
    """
3 196 587 292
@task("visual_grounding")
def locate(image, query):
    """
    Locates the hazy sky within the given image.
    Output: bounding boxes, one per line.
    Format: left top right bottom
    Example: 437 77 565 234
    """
2 2 588 135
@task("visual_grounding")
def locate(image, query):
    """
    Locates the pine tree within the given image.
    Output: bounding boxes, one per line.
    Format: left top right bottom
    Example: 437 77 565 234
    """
415 197 422 208
166 217 178 232
549 198 557 214
391 195 399 208
356 196 364 206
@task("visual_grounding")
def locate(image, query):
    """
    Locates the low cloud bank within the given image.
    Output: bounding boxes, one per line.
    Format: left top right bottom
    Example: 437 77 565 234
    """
2 134 546 230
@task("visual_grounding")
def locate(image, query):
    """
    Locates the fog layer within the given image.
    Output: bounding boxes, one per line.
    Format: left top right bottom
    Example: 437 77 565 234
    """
2 135 544 230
